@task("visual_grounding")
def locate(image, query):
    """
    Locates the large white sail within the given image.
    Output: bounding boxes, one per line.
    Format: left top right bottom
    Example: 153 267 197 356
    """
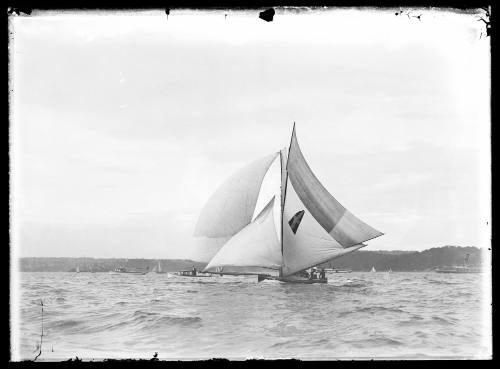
194 152 278 238
203 196 282 275
282 176 366 276
194 236 233 263
286 126 383 248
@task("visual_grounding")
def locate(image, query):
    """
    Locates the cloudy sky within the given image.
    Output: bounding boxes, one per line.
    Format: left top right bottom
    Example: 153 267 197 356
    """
10 8 490 260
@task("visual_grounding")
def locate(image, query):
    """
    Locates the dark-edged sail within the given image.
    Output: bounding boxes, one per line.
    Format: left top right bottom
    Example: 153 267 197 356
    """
286 126 383 248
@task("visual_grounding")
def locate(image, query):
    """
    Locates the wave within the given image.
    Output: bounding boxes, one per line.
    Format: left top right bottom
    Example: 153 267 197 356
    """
129 310 202 328
425 279 463 285
50 319 83 329
157 315 202 327
431 316 458 326
268 339 297 349
338 306 408 317
350 336 405 347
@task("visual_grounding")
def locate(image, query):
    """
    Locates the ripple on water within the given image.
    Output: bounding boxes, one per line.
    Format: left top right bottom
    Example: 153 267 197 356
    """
17 272 489 360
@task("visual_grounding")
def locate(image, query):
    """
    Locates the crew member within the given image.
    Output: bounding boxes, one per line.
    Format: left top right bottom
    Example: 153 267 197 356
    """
320 268 325 279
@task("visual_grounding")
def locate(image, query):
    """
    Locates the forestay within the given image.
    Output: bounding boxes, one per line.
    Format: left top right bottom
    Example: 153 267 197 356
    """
287 127 383 248
203 196 282 275
194 152 278 238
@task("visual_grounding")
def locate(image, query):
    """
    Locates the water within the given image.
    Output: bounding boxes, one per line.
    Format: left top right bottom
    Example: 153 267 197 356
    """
16 272 490 360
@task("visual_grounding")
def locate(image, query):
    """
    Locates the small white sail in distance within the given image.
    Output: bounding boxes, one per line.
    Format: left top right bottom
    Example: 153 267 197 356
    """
196 124 384 277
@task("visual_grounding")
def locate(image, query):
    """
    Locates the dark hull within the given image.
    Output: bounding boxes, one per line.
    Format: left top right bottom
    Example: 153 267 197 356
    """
435 269 482 274
171 273 212 278
108 271 146 275
324 268 351 273
258 275 327 284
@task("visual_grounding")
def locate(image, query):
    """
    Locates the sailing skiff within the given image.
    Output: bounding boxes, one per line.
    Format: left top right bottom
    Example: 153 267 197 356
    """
194 124 384 283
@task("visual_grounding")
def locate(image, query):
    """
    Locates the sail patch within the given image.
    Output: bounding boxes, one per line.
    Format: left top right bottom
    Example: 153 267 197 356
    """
288 210 305 234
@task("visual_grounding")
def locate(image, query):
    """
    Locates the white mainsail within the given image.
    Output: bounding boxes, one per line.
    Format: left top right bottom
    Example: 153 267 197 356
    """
204 197 282 275
195 124 383 278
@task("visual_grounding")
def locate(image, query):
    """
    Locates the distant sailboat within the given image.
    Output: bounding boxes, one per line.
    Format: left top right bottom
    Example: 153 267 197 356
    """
108 266 147 275
76 265 80 273
155 261 166 274
371 266 376 273
194 124 384 283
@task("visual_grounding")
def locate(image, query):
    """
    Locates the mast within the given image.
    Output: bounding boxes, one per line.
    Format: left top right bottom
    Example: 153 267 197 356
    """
279 122 295 277
279 149 283 277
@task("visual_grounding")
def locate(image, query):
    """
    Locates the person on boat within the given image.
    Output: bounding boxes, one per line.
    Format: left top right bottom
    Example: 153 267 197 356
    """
319 268 326 279
309 268 315 280
192 265 197 276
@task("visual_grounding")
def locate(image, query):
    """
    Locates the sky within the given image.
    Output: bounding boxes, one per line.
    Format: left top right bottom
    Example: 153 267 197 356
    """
9 8 491 260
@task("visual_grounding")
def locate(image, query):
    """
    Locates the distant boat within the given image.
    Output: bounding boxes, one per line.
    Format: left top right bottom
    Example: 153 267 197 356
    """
194 124 384 284
435 266 482 274
76 266 80 273
435 253 482 274
371 266 376 273
108 267 147 275
171 269 212 278
325 268 352 273
155 261 166 274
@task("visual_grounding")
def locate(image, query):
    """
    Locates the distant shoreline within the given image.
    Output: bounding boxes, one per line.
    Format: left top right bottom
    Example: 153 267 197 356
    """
17 246 486 273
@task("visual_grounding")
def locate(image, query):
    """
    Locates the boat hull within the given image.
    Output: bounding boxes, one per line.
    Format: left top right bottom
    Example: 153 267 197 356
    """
170 272 212 278
108 271 146 275
325 269 352 273
435 269 482 274
258 275 327 284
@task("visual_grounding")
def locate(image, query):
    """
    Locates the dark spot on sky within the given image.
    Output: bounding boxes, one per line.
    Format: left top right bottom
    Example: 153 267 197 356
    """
259 8 275 22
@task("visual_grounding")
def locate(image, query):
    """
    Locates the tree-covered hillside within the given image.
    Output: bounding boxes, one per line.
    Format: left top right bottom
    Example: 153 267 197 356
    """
18 245 487 272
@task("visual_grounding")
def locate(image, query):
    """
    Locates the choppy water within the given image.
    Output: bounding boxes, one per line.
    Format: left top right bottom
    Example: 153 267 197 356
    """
16 272 491 360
